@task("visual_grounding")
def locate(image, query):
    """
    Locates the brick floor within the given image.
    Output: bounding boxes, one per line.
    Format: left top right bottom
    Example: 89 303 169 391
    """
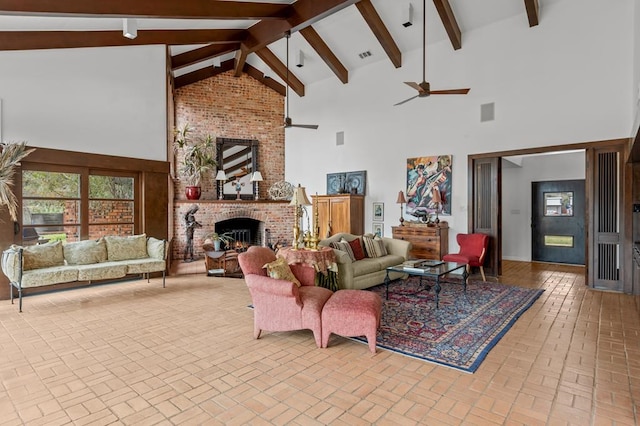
0 260 636 424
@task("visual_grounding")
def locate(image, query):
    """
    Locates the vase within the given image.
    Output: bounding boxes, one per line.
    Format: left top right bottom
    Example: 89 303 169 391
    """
214 239 221 251
185 186 201 200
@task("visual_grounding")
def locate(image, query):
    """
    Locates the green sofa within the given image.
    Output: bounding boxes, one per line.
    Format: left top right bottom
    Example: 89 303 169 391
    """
318 233 411 290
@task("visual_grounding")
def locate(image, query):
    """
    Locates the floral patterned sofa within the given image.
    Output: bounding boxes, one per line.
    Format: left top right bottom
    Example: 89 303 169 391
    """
1 234 168 312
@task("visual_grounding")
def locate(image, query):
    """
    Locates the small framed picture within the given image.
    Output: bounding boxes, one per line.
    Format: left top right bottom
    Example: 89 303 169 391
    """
373 202 384 221
372 222 383 237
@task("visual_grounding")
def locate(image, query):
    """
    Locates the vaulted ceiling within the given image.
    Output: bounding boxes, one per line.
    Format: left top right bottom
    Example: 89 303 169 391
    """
0 0 551 97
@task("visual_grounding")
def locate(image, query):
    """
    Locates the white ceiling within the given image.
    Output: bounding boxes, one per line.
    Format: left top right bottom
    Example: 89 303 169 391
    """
0 0 565 90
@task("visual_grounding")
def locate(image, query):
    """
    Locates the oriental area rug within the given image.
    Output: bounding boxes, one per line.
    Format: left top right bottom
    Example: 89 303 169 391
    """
354 277 544 373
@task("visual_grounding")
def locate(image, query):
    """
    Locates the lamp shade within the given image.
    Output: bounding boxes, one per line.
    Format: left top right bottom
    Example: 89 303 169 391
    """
396 190 407 204
432 187 442 204
250 171 263 182
289 184 312 206
215 170 227 181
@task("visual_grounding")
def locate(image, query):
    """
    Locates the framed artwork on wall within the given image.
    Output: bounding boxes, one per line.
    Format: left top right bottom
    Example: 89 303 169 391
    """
372 222 383 237
326 170 367 195
406 155 452 220
373 202 384 221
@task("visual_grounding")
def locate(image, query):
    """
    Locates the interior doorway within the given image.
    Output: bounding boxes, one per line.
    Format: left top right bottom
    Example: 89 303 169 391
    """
470 139 630 292
531 179 586 265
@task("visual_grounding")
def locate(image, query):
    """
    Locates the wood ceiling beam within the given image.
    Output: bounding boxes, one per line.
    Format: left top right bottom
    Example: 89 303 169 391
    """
0 29 245 51
355 0 401 68
174 58 285 96
254 47 305 97
300 26 348 84
524 0 540 27
235 0 358 72
175 58 235 89
241 0 360 53
432 0 462 50
233 46 250 77
171 43 239 70
0 0 290 19
243 64 286 96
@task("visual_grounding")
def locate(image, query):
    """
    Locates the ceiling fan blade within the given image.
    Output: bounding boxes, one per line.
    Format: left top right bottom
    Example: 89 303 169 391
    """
394 95 420 106
404 81 423 92
283 116 318 129
430 88 471 95
289 123 319 130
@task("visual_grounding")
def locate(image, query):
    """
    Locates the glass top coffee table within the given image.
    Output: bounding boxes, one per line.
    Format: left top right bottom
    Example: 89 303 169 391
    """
384 260 469 308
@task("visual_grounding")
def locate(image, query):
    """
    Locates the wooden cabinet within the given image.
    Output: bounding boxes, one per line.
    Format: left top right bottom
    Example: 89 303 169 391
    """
392 223 448 260
312 194 364 237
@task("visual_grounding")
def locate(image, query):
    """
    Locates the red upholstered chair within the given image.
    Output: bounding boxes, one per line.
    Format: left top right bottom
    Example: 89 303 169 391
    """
443 233 490 281
238 246 333 347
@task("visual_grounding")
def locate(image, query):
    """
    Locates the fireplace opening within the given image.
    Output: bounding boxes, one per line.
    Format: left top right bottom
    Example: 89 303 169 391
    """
215 218 262 251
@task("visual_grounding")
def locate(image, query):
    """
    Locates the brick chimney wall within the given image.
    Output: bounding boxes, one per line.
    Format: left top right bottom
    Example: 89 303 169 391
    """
174 71 285 200
172 71 293 261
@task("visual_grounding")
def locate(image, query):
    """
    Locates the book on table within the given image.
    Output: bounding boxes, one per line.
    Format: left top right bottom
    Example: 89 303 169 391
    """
402 259 425 267
402 259 444 272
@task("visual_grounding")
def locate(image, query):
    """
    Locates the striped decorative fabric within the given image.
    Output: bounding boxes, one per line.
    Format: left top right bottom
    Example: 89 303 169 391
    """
363 235 388 258
330 240 356 262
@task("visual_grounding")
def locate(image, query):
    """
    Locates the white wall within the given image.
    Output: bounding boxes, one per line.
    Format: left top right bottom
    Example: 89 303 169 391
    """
634 0 640 135
502 151 585 261
286 0 634 252
0 45 167 161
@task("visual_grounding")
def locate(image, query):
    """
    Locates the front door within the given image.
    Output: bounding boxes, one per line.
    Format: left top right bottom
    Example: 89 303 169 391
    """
531 179 585 265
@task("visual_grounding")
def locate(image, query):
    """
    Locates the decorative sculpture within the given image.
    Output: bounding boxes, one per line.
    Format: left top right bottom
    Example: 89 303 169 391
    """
184 204 202 262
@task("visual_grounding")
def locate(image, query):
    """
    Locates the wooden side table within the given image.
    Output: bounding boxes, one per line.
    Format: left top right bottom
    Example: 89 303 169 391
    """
204 250 227 276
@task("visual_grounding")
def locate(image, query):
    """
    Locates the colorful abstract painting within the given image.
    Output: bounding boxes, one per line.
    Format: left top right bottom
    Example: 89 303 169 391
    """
406 155 452 219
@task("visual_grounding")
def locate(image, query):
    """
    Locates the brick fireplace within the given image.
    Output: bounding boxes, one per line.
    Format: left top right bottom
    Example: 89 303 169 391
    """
172 201 294 262
172 68 287 266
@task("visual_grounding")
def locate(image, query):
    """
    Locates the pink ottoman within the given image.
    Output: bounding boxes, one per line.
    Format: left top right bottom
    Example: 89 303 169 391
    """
321 289 382 353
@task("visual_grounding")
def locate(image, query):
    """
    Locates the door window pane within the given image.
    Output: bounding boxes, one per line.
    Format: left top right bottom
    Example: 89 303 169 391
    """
544 192 573 216
544 235 574 247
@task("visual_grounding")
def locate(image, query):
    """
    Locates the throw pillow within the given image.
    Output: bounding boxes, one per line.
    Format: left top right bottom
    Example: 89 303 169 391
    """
104 234 148 261
363 235 388 258
345 238 366 261
22 240 65 271
263 256 301 287
63 239 108 265
329 240 356 262
146 237 166 260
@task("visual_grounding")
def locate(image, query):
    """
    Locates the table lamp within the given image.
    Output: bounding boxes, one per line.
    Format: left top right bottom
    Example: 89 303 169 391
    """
289 184 312 250
432 186 442 224
215 170 227 200
250 171 263 200
396 190 407 226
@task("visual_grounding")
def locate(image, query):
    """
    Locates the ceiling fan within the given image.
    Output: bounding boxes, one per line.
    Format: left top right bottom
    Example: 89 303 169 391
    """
394 0 470 106
283 31 318 129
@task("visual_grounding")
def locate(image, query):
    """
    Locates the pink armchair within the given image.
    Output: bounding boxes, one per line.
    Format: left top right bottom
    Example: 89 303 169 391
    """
238 246 333 347
443 233 490 281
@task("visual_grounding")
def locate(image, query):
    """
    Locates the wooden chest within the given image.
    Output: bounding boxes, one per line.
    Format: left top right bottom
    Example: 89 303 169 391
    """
392 223 448 260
